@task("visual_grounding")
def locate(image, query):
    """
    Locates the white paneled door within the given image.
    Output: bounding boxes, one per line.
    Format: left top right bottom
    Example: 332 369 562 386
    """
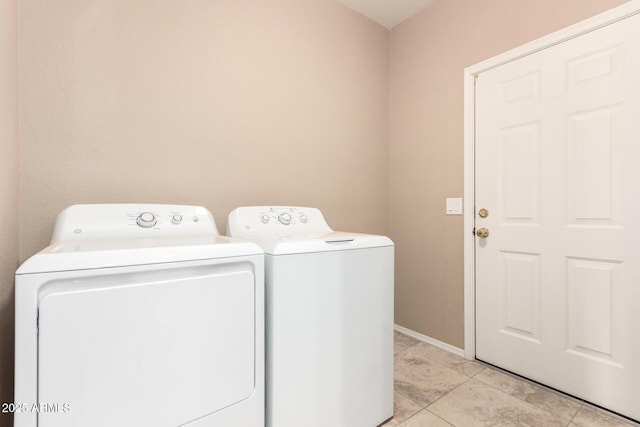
475 11 640 421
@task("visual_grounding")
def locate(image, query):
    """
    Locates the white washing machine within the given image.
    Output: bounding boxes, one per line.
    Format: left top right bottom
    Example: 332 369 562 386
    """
14 204 264 427
227 206 394 427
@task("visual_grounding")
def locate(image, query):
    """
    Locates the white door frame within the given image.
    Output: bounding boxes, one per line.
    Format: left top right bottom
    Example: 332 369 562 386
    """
463 0 640 360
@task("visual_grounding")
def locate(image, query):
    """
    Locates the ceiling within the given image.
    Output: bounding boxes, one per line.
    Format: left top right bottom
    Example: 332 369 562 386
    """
335 0 438 29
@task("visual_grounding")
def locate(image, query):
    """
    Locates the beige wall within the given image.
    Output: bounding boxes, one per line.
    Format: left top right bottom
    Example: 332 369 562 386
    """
19 0 389 259
389 0 629 348
0 0 19 425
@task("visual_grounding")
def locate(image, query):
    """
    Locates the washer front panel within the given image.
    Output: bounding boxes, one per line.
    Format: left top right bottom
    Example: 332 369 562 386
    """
265 247 394 427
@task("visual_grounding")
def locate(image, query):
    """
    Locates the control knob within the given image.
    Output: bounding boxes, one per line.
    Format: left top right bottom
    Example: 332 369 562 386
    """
278 212 292 225
136 212 157 228
261 215 270 224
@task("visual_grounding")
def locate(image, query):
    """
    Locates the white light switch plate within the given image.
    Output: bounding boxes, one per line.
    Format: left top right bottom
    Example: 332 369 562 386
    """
446 198 463 215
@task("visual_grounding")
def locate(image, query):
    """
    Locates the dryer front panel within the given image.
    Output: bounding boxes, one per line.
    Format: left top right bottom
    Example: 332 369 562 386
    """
36 263 256 427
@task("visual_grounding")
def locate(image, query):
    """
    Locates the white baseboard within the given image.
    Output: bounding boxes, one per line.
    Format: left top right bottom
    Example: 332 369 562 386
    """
394 324 466 359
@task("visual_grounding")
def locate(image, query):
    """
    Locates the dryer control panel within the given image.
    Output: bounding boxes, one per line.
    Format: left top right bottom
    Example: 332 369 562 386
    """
51 204 219 243
227 206 332 236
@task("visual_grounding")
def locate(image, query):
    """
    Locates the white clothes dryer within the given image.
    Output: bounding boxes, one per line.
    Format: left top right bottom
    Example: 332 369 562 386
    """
15 204 264 427
227 206 393 427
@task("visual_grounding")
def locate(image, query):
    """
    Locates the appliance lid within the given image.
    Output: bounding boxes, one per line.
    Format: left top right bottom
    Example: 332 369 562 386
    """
16 235 263 274
235 231 393 255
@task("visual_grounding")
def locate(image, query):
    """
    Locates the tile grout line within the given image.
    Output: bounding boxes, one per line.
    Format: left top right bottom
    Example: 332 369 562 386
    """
395 338 563 425
393 336 639 426
473 362 588 423
422 375 476 427
394 337 483 426
472 369 580 424
392 338 465 426
475 362 640 426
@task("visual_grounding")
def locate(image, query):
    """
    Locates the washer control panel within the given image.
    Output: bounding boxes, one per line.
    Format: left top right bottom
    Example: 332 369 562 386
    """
227 206 331 235
51 204 219 243
254 207 313 227
127 208 193 230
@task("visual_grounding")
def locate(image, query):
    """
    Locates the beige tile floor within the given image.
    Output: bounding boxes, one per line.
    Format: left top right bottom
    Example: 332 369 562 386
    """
383 331 639 427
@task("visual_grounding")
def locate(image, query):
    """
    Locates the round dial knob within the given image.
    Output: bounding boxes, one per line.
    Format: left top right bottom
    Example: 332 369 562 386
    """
260 214 270 224
299 214 308 223
171 214 183 224
278 212 292 225
136 212 157 228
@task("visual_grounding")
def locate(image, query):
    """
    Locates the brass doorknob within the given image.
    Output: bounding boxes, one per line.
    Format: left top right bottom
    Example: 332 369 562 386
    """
476 228 489 238
478 208 489 218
